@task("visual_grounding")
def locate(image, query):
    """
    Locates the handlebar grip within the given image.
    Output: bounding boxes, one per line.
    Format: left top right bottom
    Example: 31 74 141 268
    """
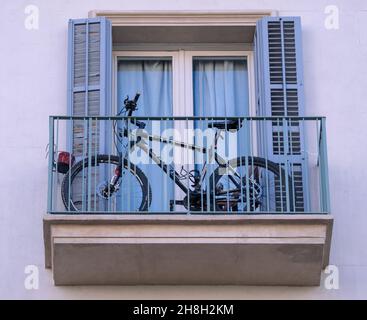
133 93 140 103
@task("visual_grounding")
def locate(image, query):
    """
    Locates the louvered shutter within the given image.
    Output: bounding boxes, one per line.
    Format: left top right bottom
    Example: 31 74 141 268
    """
254 16 309 212
67 17 112 155
67 17 112 211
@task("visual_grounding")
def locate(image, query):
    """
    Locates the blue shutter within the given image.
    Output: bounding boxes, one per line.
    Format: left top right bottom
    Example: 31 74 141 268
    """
255 16 309 212
67 17 112 156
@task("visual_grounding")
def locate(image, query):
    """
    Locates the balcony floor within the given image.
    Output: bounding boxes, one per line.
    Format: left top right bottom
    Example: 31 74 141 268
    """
43 214 333 286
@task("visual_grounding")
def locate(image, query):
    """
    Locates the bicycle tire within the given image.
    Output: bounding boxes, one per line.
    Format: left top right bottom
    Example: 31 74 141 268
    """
61 155 151 212
209 156 294 212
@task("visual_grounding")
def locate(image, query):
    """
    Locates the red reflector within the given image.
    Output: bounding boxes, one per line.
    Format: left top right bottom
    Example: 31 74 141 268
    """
57 151 75 174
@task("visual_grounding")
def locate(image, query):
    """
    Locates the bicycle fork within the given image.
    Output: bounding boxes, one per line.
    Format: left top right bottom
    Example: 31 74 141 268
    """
100 156 125 199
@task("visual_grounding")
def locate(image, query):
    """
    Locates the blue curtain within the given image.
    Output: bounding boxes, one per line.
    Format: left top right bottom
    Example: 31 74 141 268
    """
117 59 174 212
193 58 250 183
193 58 249 117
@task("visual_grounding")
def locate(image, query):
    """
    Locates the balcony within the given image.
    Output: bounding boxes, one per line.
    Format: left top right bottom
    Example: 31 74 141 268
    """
44 116 333 285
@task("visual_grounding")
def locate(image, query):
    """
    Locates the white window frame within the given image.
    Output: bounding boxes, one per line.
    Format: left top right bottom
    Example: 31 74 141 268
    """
113 49 255 201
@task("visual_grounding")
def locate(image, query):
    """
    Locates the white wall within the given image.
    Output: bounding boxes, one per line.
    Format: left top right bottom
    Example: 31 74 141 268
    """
1 0 367 299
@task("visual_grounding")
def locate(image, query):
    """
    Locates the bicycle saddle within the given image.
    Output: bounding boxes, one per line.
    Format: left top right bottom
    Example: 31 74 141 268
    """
208 119 243 131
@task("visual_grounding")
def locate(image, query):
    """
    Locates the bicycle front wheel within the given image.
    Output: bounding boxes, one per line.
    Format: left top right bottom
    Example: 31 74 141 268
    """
61 155 151 212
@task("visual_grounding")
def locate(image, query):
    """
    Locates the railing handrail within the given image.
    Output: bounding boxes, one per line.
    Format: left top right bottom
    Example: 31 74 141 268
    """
50 115 326 121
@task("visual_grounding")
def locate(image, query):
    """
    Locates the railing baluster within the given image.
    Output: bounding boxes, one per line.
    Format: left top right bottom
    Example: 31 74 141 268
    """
264 118 270 212
224 118 229 213
172 118 176 213
249 116 255 212
68 118 72 212
146 117 150 213
163 118 168 212
289 118 296 213
204 117 210 213
94 117 98 212
282 118 290 212
127 117 131 213
134 117 138 212
81 118 87 212
186 117 190 214
212 117 216 213
87 118 92 212
276 117 284 212
319 118 330 213
47 117 54 213
244 119 250 213
200 118 204 213
54 118 59 212
238 118 244 213
301 118 310 212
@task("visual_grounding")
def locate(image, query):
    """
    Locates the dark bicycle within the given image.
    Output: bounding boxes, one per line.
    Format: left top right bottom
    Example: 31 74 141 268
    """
60 93 293 212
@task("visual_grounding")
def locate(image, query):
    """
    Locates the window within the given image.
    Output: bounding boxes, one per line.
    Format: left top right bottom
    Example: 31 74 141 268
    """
112 50 254 210
112 50 255 118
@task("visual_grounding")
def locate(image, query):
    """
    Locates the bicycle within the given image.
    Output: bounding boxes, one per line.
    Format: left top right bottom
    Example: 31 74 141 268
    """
60 93 293 212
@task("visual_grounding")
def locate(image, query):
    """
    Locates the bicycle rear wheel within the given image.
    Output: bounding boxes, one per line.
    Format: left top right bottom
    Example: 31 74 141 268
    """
209 156 294 212
61 155 151 212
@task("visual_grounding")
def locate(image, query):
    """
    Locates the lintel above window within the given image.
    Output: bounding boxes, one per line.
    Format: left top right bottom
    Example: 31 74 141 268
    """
89 10 275 26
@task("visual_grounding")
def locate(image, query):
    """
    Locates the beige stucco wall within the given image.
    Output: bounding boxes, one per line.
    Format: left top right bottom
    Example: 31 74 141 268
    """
1 0 367 299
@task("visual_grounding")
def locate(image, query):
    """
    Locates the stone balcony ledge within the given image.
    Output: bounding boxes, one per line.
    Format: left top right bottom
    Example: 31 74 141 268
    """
43 214 333 286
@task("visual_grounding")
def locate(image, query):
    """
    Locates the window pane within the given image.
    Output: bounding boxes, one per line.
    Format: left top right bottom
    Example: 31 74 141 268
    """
117 58 173 116
193 57 249 116
117 58 174 212
193 57 250 188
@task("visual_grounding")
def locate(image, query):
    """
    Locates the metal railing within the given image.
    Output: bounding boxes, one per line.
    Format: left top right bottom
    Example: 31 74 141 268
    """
47 116 330 214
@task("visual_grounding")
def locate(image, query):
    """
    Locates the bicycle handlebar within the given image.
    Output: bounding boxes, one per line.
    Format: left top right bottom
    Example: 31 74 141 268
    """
133 92 140 104
124 93 140 115
123 93 146 129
